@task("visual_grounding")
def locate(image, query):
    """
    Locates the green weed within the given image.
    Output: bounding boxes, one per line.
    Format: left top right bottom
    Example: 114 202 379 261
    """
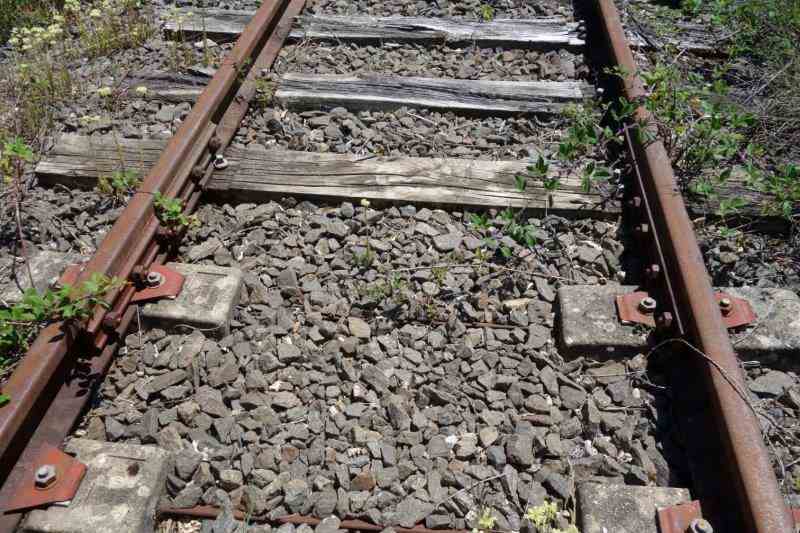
1 0 154 144
97 169 141 199
152 192 200 231
524 501 580 533
479 4 495 22
352 245 375 268
1 274 124 371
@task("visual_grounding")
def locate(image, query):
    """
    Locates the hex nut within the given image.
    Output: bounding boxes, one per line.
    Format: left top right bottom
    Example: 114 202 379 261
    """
35 464 57 489
638 296 657 313
689 518 714 533
146 271 164 287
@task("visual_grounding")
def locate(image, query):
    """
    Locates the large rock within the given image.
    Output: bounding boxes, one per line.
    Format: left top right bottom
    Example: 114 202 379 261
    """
506 434 534 467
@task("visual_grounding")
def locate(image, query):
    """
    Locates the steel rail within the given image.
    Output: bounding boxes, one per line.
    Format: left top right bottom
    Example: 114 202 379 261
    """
594 0 794 531
0 0 298 527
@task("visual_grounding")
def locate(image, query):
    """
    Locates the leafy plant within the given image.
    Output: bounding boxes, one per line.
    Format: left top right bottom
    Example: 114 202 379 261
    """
2 136 33 165
474 507 496 533
469 213 491 231
253 78 276 110
615 60 797 220
152 192 199 231
0 0 56 43
97 168 140 198
431 266 448 286
0 274 123 370
352 245 375 268
1 0 153 143
525 501 579 533
581 161 612 194
357 273 408 305
479 4 495 22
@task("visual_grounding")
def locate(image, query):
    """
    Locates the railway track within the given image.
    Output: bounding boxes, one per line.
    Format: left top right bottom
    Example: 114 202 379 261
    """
0 0 797 532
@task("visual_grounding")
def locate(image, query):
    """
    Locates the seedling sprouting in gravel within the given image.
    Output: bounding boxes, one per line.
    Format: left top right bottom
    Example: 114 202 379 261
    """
253 78 277 110
469 213 491 231
431 266 448 286
97 169 141 199
152 192 199 231
352 245 375 268
472 507 496 533
479 4 495 22
525 500 580 533
357 274 408 305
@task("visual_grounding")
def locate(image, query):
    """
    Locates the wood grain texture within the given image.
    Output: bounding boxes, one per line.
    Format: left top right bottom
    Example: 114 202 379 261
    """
162 9 718 54
122 71 593 114
164 9 585 49
35 135 617 216
628 22 717 54
125 70 209 103
275 73 594 115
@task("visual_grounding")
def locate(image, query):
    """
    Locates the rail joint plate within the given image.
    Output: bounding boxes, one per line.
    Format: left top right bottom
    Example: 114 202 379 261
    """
4 444 86 513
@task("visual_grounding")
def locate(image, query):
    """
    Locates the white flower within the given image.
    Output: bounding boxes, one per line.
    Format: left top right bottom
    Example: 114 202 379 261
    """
360 198 370 208
134 86 148 96
89 8 102 18
97 86 112 97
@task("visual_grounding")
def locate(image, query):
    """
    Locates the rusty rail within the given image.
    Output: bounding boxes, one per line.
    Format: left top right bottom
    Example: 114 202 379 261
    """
594 0 793 531
0 0 792 532
0 0 302 529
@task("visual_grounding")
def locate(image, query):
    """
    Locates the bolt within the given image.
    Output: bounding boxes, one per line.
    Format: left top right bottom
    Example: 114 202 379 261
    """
636 223 650 235
34 464 57 489
645 264 661 280
146 271 164 287
191 164 205 180
638 296 657 313
627 196 642 209
213 154 229 170
208 135 222 152
719 297 733 315
689 518 713 533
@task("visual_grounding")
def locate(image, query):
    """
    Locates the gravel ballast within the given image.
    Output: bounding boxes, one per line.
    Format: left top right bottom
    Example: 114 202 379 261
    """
75 199 693 529
275 43 587 82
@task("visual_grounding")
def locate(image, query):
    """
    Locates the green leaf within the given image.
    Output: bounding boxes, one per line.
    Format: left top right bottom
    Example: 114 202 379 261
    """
4 137 33 161
0 394 10 406
514 173 527 192
543 176 560 192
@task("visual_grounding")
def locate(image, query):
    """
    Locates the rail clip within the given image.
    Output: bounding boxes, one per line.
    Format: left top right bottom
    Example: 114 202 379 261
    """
657 501 800 532
616 290 755 330
4 444 86 513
